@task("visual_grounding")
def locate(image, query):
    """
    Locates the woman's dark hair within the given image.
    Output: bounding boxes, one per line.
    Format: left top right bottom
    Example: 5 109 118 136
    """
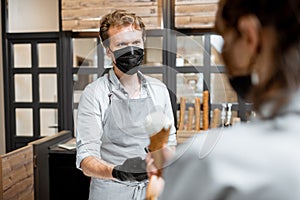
221 0 300 117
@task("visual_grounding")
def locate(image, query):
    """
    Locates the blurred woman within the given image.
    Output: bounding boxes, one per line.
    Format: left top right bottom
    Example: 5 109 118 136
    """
147 0 300 199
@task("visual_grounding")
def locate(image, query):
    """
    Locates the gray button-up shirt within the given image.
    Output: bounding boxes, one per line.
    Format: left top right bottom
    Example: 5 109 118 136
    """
76 69 177 169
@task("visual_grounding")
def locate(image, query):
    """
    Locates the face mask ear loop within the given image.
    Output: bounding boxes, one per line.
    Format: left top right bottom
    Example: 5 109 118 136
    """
250 18 262 86
251 71 259 85
108 47 117 66
108 47 114 54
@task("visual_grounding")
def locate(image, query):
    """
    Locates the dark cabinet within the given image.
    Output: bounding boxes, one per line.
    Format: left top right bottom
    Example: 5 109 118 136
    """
49 146 90 200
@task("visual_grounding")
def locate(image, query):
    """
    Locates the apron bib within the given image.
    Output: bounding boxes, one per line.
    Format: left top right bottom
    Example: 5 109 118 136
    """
89 76 155 200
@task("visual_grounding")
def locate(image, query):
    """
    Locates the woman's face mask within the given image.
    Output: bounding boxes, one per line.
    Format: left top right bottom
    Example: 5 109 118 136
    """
228 75 252 100
112 46 144 75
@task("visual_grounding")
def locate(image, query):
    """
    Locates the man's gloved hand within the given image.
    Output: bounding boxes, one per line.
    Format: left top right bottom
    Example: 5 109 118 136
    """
112 157 148 182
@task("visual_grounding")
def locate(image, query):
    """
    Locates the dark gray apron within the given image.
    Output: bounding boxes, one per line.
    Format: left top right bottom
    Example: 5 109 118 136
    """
89 77 155 200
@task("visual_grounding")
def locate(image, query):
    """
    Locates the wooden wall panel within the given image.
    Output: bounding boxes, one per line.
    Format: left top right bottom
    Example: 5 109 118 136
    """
63 17 159 31
175 3 217 14
61 0 219 31
175 15 216 28
61 0 161 31
175 1 218 28
0 145 34 200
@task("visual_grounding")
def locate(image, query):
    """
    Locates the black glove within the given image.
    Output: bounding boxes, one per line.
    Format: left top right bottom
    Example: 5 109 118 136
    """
112 157 148 182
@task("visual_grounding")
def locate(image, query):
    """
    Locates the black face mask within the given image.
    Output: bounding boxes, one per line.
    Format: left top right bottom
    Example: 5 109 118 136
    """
112 46 144 75
229 75 252 100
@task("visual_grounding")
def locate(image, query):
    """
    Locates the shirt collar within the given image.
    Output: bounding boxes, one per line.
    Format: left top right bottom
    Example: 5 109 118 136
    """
108 68 148 90
108 68 121 89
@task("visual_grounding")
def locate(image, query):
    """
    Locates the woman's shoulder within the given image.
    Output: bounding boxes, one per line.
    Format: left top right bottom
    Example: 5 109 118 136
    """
174 122 268 159
175 119 300 163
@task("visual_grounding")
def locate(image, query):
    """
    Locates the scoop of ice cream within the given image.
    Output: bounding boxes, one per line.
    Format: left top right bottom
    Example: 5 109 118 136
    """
145 111 172 136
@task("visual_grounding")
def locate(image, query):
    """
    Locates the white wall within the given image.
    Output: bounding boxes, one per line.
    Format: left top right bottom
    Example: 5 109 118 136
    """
8 0 59 32
0 2 6 154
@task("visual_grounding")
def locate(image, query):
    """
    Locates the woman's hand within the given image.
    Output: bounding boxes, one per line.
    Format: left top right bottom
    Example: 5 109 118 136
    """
145 144 176 177
146 175 165 199
145 144 176 198
145 153 159 177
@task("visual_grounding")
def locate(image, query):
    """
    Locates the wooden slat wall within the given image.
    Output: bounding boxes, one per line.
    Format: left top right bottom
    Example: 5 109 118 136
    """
0 145 34 200
175 1 218 28
62 0 161 31
61 0 219 31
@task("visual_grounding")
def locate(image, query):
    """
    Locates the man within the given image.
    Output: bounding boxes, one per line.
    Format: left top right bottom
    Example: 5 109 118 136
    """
76 10 177 200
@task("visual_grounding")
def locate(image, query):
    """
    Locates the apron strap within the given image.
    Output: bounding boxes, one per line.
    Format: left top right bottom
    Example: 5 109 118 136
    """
107 73 113 104
112 179 148 200
132 181 148 200
107 73 113 94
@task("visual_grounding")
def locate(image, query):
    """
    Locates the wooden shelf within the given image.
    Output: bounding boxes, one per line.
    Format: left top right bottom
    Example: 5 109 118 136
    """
177 130 201 144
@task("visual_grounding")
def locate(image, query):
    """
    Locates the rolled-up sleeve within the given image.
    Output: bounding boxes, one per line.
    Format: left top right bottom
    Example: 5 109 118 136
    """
76 83 104 169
